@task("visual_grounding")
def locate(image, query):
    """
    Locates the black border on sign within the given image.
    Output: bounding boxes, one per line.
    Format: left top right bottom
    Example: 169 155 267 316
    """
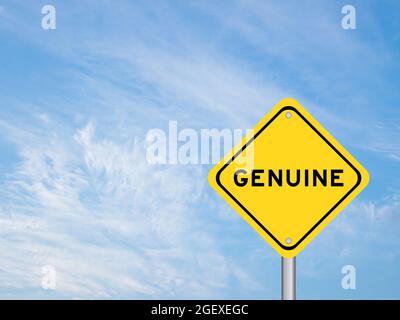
215 106 362 250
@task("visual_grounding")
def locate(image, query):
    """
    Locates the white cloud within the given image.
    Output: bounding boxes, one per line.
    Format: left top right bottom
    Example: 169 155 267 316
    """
0 118 256 298
302 194 400 263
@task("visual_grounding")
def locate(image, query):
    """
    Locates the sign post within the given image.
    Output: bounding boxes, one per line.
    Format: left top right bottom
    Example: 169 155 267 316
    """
208 98 369 298
282 257 296 300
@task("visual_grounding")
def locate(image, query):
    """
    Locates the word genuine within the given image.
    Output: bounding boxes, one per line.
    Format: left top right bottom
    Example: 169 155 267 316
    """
233 169 344 187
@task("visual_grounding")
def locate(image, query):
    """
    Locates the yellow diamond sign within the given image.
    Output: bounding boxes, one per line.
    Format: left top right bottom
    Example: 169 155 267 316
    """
208 98 369 257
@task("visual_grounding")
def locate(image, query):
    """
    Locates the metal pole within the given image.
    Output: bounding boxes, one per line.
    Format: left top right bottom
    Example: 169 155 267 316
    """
281 257 296 300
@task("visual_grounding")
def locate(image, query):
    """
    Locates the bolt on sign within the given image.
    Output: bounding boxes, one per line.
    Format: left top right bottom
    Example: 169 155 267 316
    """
208 98 369 257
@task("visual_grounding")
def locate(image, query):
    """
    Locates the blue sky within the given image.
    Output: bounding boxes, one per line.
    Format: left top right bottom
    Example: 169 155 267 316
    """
0 0 399 299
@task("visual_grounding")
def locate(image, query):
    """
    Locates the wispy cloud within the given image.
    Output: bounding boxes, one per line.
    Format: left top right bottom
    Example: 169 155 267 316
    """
1 117 259 298
0 0 399 299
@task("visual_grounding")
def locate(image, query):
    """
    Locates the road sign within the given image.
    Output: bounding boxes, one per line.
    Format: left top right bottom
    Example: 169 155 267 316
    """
208 98 369 258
